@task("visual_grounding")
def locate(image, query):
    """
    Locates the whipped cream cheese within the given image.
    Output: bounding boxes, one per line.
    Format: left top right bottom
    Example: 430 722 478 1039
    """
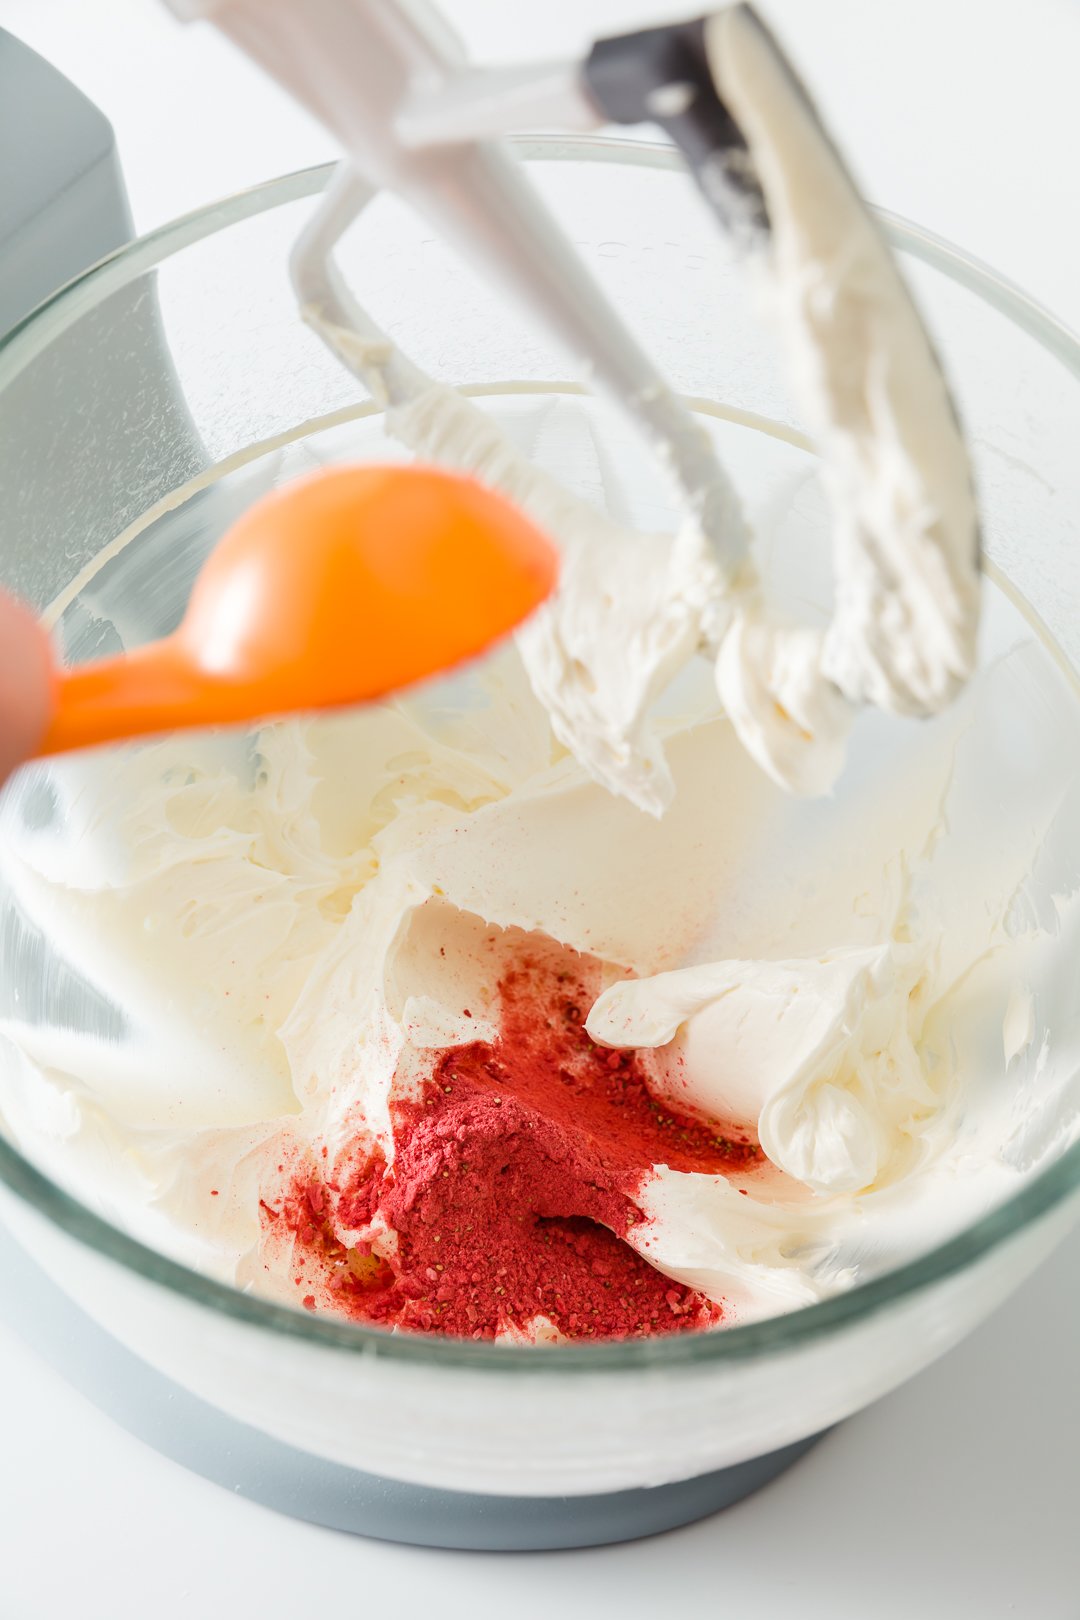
588 943 928 1197
705 5 980 791
384 381 721 818
2 574 1076 1329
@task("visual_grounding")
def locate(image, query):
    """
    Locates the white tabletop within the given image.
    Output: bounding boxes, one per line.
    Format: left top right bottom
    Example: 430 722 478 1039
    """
2 2 1079 1614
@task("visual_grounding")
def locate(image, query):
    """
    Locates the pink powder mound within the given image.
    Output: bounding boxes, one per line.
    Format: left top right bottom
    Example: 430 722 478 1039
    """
263 943 762 1340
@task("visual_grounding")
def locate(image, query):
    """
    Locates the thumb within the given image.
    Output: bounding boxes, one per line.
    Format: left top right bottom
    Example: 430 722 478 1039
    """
0 593 55 784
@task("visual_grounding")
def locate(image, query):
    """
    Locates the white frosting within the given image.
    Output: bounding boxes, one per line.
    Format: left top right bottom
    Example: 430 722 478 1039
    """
706 6 979 788
714 610 853 798
3 585 1078 1326
588 943 927 1197
385 382 722 817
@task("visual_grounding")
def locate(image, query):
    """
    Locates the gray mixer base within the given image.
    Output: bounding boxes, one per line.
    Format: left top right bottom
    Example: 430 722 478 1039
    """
0 1222 825 1549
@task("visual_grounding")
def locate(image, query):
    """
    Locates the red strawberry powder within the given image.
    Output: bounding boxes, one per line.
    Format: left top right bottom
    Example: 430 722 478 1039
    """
262 945 761 1341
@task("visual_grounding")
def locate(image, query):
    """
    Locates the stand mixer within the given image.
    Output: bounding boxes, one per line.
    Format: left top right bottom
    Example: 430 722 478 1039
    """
164 0 979 808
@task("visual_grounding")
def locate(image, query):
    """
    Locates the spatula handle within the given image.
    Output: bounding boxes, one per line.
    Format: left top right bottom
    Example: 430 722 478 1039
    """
38 641 208 756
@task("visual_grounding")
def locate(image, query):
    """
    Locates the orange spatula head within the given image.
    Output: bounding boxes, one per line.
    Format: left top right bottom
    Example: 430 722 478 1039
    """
38 464 560 755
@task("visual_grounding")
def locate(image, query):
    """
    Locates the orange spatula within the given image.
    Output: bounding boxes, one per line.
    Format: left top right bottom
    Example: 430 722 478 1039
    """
36 464 559 756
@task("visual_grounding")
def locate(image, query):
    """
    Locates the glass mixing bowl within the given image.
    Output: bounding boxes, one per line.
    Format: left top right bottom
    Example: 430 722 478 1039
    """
1 140 1080 1507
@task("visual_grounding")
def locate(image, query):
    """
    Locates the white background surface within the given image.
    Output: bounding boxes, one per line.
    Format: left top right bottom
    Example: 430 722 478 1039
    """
1 1 1080 1615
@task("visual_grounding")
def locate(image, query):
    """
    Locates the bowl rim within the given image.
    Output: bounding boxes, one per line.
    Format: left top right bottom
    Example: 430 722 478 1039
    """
2 136 1080 1374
